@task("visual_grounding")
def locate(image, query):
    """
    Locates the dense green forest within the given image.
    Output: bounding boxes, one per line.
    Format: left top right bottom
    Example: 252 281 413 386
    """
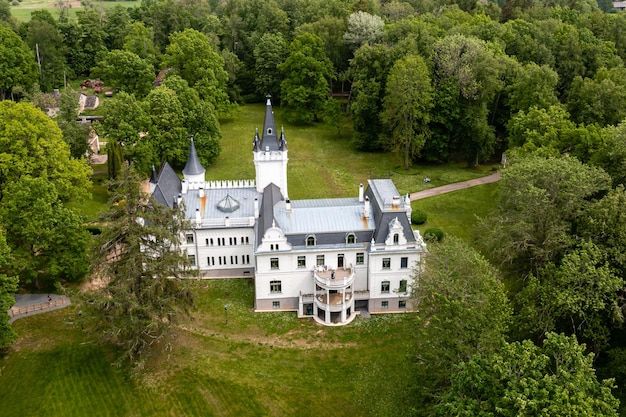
3 0 626 414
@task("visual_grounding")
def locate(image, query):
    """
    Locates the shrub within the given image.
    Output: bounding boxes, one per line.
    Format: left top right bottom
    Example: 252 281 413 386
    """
411 209 427 225
424 227 444 242
85 226 102 235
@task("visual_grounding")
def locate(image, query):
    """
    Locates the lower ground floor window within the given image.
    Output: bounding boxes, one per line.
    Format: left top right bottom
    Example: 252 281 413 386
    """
399 300 407 309
381 300 389 309
272 301 280 309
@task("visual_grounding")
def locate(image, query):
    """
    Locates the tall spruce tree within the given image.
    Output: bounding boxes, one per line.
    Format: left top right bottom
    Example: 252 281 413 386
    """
87 166 194 371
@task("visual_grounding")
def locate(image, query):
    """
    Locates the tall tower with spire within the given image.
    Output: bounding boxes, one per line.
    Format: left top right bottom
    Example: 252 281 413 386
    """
182 136 206 184
253 95 288 198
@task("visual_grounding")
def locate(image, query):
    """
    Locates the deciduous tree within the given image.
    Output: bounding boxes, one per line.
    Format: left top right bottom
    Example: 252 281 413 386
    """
381 55 433 170
0 26 38 100
91 49 155 97
279 33 334 124
437 333 619 417
412 237 511 414
0 228 18 350
0 101 91 203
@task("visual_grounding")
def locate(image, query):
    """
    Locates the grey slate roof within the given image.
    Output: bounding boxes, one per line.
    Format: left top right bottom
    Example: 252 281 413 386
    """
184 187 258 220
365 179 415 244
256 183 283 244
256 96 286 152
182 138 205 177
152 161 182 209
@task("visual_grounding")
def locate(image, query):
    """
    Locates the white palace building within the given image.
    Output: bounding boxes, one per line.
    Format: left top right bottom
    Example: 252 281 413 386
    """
150 97 427 325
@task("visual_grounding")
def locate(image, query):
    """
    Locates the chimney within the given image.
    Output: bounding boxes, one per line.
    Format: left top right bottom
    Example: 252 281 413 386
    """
364 196 370 218
199 187 204 198
195 208 201 228
285 199 291 211
177 193 182 207
358 183 364 202
182 179 188 194
254 197 259 218
392 195 401 208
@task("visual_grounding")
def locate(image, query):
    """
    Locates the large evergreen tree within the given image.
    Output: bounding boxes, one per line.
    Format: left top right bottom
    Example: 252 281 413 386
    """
87 167 194 370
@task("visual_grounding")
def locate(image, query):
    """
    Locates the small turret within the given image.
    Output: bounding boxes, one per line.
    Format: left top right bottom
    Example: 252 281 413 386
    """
182 136 206 184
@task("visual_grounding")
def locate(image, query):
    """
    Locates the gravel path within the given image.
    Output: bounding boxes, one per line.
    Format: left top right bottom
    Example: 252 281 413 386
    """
409 171 500 201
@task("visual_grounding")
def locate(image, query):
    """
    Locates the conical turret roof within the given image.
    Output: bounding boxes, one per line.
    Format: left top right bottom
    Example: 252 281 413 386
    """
182 137 206 176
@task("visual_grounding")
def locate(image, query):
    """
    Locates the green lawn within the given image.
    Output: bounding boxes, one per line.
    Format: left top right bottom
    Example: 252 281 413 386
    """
217 104 496 200
9 0 140 21
1 280 417 417
413 182 499 243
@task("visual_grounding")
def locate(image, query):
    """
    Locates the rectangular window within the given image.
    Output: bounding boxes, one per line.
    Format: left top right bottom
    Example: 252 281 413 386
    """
356 252 364 265
246 255 250 264
217 238 221 246
381 301 389 309
272 301 280 309
382 258 391 269
270 280 282 293
271 258 279 270
399 279 407 293
187 254 196 266
210 238 214 246
230 255 234 265
297 256 306 268
381 281 390 294
399 300 407 309
186 234 194 244
246 237 249 244
229 237 233 245
316 255 325 266
218 257 222 265
401 257 408 269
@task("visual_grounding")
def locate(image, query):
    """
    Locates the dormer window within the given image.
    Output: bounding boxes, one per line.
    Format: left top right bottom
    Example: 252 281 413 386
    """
267 128 273 135
346 233 356 244
393 234 399 245
306 235 316 246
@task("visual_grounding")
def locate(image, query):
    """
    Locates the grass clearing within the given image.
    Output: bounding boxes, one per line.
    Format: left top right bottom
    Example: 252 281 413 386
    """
218 104 497 200
413 182 499 243
9 0 140 22
1 280 417 417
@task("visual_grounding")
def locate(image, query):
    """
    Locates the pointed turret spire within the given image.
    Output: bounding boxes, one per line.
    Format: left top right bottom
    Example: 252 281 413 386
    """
260 94 280 151
252 127 261 152
278 126 287 151
182 136 206 183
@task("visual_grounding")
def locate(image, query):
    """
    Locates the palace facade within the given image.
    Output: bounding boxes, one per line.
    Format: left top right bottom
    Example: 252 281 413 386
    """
150 97 427 325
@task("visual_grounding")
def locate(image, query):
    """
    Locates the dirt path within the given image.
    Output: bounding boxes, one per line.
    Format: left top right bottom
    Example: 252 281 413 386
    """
409 171 500 201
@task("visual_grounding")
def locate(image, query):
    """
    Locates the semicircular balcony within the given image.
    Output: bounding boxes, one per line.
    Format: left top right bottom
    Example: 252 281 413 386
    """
313 266 355 289
315 291 354 312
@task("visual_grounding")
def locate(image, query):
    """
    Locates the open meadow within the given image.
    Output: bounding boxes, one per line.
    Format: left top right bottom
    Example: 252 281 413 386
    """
1 280 419 417
0 103 499 416
9 0 140 22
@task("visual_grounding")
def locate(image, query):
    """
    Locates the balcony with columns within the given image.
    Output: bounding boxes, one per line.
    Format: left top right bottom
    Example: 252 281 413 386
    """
311 266 357 325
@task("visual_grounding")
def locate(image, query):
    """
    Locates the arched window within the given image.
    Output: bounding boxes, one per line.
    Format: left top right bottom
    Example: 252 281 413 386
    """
346 233 356 244
306 235 316 246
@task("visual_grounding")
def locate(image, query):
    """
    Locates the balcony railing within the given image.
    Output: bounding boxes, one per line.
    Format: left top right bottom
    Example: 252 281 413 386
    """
313 266 355 288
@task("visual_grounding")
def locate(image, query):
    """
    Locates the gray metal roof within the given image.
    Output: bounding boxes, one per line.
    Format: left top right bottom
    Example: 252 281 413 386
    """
368 179 400 210
183 187 258 220
274 198 374 234
182 138 205 176
152 161 182 209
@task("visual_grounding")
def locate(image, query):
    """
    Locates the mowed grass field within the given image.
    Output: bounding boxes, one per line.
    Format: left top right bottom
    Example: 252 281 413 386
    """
9 0 140 21
1 280 418 417
217 103 496 200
